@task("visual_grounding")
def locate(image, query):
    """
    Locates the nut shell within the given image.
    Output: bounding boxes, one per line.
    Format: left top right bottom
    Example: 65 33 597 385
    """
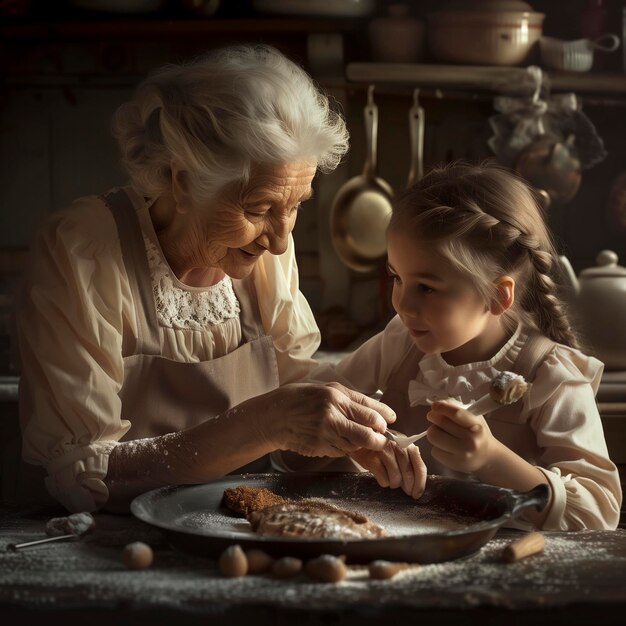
271 556 303 578
305 555 347 583
246 549 274 574
219 544 248 578
122 542 154 570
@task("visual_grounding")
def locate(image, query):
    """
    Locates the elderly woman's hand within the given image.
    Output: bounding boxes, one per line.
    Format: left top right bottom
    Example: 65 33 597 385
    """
258 382 395 459
349 442 427 499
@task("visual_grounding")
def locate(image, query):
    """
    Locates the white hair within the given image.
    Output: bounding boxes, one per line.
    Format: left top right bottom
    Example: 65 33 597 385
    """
112 44 349 201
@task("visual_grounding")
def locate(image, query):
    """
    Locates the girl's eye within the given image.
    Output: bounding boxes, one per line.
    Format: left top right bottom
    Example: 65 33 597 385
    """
387 271 401 284
418 284 436 294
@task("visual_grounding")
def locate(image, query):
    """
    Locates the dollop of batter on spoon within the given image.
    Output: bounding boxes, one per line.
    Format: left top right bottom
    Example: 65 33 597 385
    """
489 371 529 405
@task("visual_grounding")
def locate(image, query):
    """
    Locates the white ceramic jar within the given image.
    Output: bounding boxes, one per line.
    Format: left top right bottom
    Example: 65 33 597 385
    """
427 0 545 66
369 3 426 63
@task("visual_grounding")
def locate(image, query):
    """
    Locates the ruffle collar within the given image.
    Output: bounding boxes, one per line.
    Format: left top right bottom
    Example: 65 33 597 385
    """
408 325 527 407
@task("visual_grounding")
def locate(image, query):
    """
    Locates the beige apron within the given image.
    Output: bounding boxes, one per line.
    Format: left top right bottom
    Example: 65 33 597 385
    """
5 190 280 504
106 189 279 473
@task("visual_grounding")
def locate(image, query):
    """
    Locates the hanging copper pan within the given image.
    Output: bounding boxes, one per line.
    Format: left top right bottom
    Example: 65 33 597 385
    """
330 86 394 273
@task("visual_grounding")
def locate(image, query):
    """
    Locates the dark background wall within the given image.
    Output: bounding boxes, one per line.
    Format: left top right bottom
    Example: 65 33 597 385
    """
1 0 625 358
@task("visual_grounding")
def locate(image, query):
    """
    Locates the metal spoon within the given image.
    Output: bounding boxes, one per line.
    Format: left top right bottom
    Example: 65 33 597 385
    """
383 394 494 448
6 534 80 552
383 428 429 449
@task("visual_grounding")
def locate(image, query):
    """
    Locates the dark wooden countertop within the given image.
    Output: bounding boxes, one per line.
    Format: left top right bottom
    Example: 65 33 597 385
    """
1 504 625 626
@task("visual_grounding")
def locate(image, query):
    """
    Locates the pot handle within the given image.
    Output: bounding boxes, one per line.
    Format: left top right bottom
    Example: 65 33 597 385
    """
407 88 425 188
591 34 620 52
558 254 580 296
363 85 379 179
510 483 550 518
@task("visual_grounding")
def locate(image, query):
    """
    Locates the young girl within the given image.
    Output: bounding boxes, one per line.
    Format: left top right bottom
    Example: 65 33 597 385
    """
303 162 622 531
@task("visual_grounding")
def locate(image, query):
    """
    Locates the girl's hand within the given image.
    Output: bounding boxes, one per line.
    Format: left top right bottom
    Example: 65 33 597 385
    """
349 441 427 499
426 400 499 474
259 382 395 459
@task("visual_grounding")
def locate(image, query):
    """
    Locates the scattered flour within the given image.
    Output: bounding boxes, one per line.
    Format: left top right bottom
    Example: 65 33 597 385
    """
1 524 623 612
2 495 624 614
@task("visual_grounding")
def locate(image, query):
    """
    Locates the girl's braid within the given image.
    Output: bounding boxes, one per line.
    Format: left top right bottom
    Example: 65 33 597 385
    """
462 207 581 350
517 233 582 350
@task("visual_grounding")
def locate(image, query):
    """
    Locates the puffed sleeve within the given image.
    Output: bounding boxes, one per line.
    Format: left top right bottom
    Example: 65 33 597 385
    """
16 197 132 512
270 315 414 473
526 346 622 530
307 314 414 392
253 233 321 384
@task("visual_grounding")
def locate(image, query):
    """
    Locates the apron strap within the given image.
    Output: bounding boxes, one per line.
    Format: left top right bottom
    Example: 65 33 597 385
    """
511 332 556 381
491 332 556 420
231 277 265 342
102 189 161 356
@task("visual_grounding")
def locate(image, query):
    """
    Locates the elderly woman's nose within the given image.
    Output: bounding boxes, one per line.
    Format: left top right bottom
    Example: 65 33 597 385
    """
258 223 290 255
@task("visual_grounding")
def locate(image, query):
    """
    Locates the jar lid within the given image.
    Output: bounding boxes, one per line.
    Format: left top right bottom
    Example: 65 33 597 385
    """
580 250 626 278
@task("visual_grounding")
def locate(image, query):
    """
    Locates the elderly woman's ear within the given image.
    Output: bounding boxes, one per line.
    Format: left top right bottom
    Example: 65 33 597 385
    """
171 161 193 214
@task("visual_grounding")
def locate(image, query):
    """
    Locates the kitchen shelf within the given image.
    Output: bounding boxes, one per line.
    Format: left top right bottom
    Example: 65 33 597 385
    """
0 17 363 41
347 63 626 96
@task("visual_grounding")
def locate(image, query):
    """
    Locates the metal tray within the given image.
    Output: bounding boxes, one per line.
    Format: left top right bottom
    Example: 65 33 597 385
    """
131 472 548 564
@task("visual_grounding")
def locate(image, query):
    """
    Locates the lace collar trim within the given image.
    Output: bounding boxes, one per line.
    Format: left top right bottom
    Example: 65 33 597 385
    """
133 194 240 330
143 237 240 330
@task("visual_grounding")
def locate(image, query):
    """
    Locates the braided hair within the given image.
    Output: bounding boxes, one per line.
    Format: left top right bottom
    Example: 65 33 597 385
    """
389 162 581 349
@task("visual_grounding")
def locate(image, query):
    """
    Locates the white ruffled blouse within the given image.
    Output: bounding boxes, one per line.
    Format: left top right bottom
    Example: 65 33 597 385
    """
16 188 321 511
407 325 528 408
310 315 622 531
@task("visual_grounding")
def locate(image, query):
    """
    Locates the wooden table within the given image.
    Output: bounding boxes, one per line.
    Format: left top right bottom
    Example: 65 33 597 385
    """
1 503 625 626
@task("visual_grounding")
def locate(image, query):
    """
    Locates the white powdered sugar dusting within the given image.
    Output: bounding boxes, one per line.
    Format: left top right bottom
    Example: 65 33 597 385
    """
1 508 624 613
175 495 477 539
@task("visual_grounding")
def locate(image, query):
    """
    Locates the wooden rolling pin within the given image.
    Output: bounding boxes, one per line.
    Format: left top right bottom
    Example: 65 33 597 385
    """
502 532 545 563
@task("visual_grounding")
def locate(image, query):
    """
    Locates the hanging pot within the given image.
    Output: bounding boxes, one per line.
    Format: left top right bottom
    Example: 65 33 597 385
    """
330 86 394 273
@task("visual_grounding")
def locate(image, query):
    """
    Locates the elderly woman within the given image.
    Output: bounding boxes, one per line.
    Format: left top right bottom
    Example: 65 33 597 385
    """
15 45 426 513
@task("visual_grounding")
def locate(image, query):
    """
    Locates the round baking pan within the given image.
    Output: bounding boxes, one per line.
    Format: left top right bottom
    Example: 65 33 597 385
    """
131 472 548 564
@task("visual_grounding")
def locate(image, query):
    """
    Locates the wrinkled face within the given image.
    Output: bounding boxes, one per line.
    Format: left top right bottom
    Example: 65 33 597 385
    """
194 160 316 279
387 230 491 356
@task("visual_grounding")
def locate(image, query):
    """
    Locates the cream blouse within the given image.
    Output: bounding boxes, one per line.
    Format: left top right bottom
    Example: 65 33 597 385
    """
16 188 321 508
309 315 623 531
